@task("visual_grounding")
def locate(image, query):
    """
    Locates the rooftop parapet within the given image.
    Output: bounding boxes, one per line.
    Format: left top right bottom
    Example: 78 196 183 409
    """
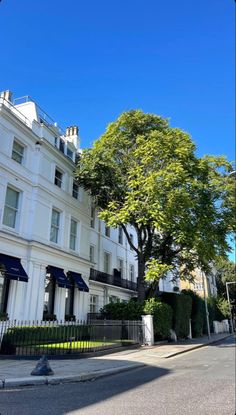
0 90 80 161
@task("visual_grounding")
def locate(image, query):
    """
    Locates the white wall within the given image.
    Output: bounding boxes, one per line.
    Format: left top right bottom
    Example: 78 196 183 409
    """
0 97 138 321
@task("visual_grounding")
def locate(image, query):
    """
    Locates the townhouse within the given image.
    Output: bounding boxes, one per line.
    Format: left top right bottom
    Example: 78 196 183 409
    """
0 91 138 321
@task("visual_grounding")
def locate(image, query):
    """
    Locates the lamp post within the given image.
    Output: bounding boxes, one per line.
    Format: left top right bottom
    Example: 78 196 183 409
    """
226 171 236 333
201 270 211 339
226 282 236 334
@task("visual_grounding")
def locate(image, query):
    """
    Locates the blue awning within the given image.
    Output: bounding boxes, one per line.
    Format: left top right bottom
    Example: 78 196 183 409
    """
47 266 72 289
68 271 89 292
0 254 28 282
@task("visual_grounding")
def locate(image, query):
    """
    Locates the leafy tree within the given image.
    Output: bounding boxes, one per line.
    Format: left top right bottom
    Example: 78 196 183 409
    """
75 110 235 300
214 257 236 299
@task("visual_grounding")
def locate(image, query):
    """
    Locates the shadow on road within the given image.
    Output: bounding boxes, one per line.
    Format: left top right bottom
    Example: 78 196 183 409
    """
209 336 235 348
1 362 171 415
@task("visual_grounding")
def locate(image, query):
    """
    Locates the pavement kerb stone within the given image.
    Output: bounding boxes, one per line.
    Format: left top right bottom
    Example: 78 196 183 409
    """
0 334 232 389
163 333 233 359
1 362 145 389
4 377 47 388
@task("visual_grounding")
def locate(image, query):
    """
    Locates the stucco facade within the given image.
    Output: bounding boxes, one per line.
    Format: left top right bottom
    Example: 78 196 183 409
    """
0 91 138 321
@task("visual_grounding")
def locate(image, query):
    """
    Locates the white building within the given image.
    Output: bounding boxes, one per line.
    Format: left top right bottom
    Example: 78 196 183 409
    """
0 91 138 322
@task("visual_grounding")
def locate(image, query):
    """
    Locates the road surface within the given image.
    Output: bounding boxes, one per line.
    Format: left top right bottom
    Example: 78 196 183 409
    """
0 336 235 415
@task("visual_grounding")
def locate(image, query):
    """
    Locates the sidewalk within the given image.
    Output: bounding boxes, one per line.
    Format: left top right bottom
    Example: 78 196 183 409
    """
0 333 233 389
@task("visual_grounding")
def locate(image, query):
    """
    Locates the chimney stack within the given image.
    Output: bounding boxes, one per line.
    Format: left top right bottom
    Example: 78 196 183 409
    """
66 125 79 137
0 90 13 102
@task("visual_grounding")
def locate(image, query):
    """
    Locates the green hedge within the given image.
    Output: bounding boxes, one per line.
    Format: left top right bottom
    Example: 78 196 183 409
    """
205 297 225 333
100 299 143 321
182 290 205 337
159 292 192 338
143 298 173 340
0 325 91 354
101 298 173 340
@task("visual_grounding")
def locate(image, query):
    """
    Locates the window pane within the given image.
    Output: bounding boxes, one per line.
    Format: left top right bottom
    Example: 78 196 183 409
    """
55 169 63 187
104 253 110 273
89 295 98 313
72 182 79 199
70 234 76 250
13 141 24 154
70 220 77 235
5 188 19 209
89 245 94 262
118 259 123 277
12 141 24 164
3 206 16 228
118 226 123 244
51 210 60 226
105 226 110 237
50 226 58 243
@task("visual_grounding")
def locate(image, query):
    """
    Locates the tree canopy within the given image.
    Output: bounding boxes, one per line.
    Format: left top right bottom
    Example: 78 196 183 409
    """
214 257 236 300
75 110 235 300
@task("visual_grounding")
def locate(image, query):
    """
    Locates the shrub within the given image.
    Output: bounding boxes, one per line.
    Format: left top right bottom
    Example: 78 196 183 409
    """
143 298 173 339
182 290 205 337
0 324 91 355
159 292 192 338
216 297 230 318
205 297 225 333
100 299 143 320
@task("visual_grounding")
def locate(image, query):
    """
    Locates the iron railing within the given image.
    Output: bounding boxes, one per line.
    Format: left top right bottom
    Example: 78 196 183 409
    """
13 95 65 135
90 269 137 291
0 319 143 357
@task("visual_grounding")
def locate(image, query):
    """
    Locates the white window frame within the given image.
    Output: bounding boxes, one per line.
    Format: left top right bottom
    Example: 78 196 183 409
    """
2 186 21 230
89 294 98 313
104 252 111 274
117 258 124 278
69 218 78 251
72 181 79 199
89 245 95 262
50 208 61 244
129 264 135 281
12 139 25 165
118 226 123 244
54 167 64 188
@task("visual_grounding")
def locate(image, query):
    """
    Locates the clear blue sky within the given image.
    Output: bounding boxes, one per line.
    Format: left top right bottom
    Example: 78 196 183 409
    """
0 0 235 258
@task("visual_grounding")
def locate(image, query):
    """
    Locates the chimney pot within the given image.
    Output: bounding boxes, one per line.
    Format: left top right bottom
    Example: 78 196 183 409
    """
73 126 78 135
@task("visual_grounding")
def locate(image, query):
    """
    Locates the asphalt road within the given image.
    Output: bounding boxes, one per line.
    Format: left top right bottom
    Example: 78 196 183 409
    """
0 336 235 415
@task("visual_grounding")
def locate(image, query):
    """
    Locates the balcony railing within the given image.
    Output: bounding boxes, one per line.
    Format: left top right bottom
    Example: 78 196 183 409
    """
90 269 137 291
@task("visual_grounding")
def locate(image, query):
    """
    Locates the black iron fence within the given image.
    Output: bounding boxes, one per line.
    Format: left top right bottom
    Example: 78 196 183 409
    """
0 319 143 357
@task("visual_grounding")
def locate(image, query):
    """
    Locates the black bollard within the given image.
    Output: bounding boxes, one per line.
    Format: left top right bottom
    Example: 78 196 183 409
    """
31 355 54 376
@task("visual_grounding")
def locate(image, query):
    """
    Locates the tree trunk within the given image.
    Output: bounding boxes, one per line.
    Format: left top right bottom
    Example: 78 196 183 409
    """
137 256 146 301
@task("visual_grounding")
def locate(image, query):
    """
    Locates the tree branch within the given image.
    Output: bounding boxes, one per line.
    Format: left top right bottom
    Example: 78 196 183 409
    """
121 224 139 255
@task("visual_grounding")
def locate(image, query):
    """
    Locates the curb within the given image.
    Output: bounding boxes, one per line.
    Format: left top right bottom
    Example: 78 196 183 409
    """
163 334 234 359
0 334 233 389
0 362 145 389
